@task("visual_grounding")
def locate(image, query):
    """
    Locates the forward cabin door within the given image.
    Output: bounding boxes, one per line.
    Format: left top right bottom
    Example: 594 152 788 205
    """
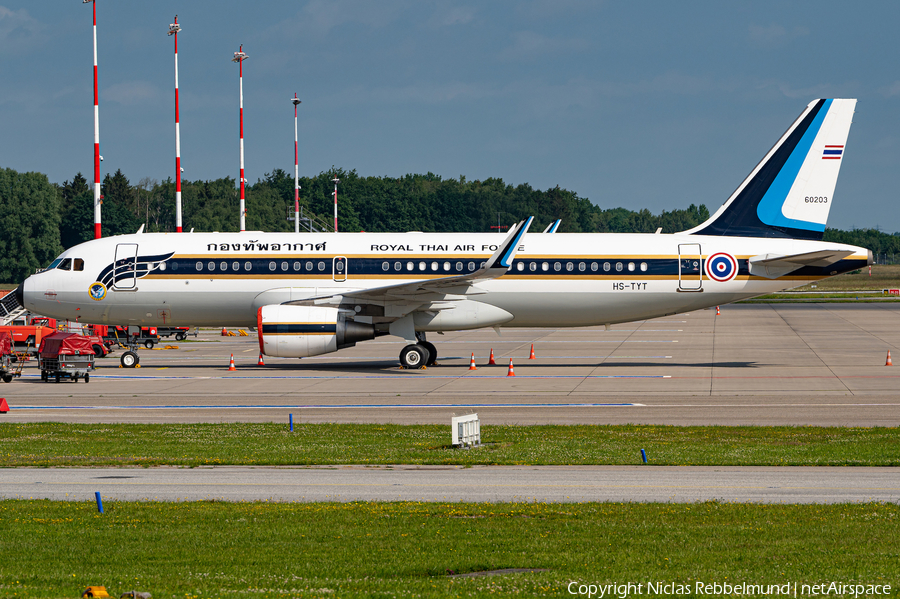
678 243 702 291
113 244 138 290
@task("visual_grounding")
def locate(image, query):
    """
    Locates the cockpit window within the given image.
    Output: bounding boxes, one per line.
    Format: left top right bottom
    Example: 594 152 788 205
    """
58 258 72 271
73 259 84 271
47 258 63 270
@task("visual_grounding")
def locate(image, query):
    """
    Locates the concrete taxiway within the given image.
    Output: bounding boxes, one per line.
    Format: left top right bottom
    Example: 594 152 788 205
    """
1 304 899 426
1 466 897 504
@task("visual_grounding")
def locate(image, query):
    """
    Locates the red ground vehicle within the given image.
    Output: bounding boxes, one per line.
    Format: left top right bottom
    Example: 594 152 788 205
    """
0 331 15 383
0 323 55 356
97 325 159 349
38 332 95 383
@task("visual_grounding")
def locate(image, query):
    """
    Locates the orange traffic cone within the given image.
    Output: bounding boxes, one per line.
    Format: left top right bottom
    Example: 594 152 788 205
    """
716 306 720 316
469 353 477 370
488 348 496 365
507 358 515 377
258 353 265 366
221 327 228 336
0 398 8 413
228 354 237 371
529 343 536 360
887 350 893 366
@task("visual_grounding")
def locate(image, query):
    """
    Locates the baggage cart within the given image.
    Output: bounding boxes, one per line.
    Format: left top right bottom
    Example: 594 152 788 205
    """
38 332 95 383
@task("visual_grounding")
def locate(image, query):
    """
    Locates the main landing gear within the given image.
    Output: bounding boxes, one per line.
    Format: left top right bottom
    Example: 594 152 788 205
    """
399 334 438 369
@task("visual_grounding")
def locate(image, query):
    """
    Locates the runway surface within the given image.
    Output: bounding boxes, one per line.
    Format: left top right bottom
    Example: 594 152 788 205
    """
2 304 898 426
1 466 896 504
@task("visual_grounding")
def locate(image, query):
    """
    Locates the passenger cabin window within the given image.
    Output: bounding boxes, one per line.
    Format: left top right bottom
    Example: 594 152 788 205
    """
57 258 72 271
73 259 84 271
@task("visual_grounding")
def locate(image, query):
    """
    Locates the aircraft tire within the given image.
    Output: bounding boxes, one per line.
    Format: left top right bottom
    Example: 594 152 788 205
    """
399 344 426 369
121 351 139 368
420 341 437 366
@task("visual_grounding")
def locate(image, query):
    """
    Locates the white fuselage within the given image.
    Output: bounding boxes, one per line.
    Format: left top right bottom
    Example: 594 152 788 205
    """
22 231 868 329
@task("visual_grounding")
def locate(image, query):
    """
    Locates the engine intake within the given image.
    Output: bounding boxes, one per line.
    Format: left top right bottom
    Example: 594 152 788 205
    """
257 305 374 358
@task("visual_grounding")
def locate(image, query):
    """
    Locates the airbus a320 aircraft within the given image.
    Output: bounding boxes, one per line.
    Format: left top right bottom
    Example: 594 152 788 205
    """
19 99 870 368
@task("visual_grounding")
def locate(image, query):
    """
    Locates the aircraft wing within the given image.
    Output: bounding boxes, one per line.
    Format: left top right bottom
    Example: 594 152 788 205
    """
287 217 534 309
748 249 856 279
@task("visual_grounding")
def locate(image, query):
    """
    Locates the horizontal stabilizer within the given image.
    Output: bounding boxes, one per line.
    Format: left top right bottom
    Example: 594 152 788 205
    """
748 249 855 279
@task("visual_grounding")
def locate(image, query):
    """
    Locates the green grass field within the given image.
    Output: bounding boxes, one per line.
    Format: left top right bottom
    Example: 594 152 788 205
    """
1 423 898 467
1 500 897 598
792 264 900 291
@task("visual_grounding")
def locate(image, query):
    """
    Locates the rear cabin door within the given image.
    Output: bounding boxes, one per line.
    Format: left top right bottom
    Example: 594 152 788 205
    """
678 243 702 291
114 244 138 289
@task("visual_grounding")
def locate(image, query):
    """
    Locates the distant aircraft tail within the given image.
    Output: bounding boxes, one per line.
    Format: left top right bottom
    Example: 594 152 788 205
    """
684 98 856 240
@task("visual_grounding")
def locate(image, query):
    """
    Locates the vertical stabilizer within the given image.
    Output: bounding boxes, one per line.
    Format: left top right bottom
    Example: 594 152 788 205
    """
684 99 856 240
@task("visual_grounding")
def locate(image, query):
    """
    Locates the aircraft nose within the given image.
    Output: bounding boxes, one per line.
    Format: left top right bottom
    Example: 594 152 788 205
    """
18 276 37 312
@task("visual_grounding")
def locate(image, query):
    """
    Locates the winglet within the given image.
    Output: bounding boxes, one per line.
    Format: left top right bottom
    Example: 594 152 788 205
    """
542 219 561 233
485 216 533 271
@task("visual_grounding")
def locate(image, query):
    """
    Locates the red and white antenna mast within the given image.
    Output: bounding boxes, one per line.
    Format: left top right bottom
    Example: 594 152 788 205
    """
168 16 183 232
85 0 101 239
332 175 340 232
291 94 301 234
232 45 248 232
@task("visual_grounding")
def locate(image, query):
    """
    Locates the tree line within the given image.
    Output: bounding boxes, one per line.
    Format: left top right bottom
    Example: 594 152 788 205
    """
1 164 897 284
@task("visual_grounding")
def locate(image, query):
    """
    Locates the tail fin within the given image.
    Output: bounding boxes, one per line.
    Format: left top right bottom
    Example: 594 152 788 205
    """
684 99 856 240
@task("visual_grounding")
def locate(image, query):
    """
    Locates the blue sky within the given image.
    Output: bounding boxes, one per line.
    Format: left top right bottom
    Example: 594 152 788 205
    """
2 1 898 232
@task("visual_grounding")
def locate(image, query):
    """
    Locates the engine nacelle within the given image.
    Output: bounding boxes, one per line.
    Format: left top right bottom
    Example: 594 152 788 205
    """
257 305 375 358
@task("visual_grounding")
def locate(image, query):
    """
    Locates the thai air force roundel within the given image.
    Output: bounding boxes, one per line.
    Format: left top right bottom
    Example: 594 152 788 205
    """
706 253 738 282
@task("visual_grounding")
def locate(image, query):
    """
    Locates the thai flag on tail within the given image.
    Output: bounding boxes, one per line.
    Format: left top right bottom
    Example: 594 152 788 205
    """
823 145 844 160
